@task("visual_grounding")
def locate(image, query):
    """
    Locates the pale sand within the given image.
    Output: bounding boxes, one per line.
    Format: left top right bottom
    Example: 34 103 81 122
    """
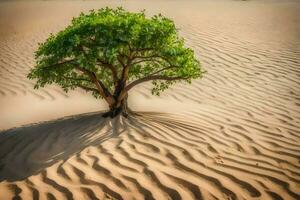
0 0 300 199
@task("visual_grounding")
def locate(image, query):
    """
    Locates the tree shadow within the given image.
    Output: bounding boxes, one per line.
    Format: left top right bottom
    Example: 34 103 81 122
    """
0 111 198 184
0 111 124 182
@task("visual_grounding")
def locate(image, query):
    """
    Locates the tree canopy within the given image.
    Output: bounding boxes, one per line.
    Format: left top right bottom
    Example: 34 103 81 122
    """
28 7 205 117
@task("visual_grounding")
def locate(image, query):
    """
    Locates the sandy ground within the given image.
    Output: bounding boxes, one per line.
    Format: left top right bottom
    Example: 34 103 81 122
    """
0 0 300 199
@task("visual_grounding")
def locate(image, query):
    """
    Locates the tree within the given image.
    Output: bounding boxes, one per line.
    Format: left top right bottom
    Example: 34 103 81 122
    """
28 7 205 118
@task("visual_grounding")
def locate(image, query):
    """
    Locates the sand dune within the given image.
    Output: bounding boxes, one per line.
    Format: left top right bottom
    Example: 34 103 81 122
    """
1 0 300 199
1 112 300 199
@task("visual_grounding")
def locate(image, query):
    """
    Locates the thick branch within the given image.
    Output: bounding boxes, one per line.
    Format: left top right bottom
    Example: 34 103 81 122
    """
75 66 115 105
114 65 130 99
40 58 115 104
113 55 134 101
96 79 112 97
77 46 116 104
119 55 133 84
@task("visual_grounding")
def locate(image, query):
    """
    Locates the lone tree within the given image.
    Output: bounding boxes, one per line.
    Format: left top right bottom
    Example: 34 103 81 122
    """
28 7 205 118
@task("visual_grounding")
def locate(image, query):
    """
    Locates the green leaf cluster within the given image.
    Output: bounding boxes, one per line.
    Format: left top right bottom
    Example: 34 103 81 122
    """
28 7 205 99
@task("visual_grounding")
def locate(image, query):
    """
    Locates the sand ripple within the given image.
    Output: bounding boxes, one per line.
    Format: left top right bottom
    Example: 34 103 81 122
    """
0 112 299 199
1 0 300 199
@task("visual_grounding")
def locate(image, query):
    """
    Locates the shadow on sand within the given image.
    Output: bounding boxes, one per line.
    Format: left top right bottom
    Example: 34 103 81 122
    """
0 111 195 184
0 111 124 182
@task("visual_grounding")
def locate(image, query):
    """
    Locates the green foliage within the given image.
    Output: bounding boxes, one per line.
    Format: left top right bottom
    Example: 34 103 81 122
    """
28 7 205 100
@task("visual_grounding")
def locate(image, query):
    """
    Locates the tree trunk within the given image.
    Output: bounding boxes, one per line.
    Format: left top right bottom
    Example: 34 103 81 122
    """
102 94 129 118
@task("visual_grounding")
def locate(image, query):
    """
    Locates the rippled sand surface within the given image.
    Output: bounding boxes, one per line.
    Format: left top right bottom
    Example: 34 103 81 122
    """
0 0 300 199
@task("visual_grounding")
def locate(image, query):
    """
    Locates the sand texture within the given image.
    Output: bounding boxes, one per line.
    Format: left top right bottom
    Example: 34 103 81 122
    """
0 0 300 199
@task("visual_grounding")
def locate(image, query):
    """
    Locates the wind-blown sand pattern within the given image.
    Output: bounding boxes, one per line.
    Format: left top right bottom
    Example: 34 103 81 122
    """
0 0 300 199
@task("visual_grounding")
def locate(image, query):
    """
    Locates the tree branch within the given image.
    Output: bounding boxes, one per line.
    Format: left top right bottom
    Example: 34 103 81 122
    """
74 84 99 93
41 59 76 69
63 83 99 93
40 57 116 105
125 75 188 92
132 54 173 66
75 66 115 105
62 75 93 83
148 66 178 76
96 59 118 82
113 54 134 99
117 55 126 68
119 65 129 86
116 74 187 103
133 47 155 52
131 58 163 66
77 46 116 104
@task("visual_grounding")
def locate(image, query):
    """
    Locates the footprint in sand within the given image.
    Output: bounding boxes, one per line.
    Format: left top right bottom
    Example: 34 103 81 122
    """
215 155 224 164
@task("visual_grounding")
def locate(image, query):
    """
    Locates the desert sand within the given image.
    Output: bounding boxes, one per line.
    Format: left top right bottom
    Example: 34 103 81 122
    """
0 0 300 199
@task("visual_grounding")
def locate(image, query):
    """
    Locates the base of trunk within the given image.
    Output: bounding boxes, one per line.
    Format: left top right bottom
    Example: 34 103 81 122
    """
103 94 131 118
102 102 130 118
102 108 126 118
